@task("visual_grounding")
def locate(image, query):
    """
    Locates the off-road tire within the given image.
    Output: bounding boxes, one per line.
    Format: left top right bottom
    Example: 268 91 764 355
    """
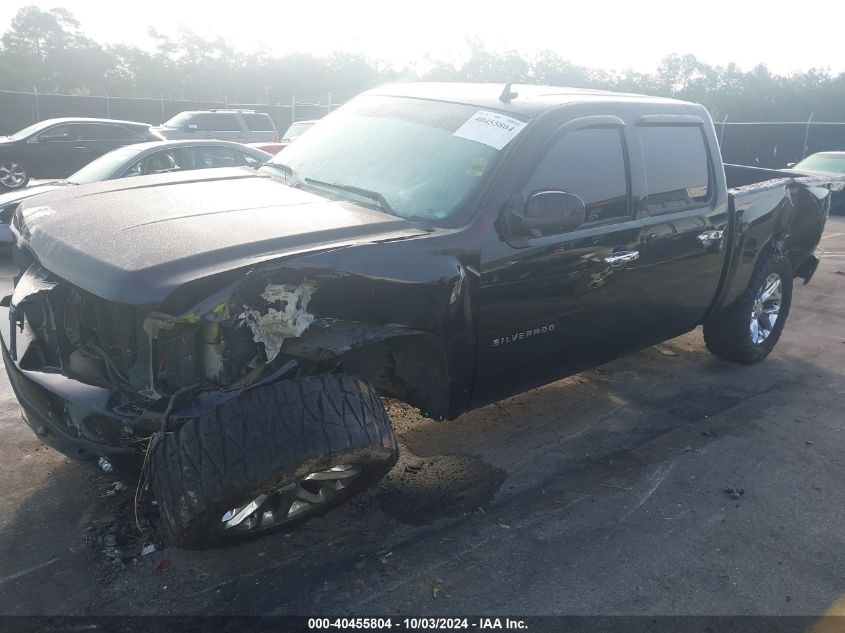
149 374 398 549
703 252 793 364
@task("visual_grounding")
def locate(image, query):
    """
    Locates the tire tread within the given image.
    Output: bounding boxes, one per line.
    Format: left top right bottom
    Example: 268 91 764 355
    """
150 374 397 549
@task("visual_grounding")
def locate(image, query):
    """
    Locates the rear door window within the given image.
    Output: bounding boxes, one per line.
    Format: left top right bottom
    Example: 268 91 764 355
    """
525 126 630 225
127 149 183 176
191 114 242 132
241 151 263 167
639 125 711 215
38 124 81 142
184 146 242 169
242 113 275 132
76 124 117 141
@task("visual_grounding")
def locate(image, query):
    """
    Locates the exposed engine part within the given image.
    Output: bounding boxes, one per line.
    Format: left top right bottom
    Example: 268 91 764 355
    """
203 322 224 382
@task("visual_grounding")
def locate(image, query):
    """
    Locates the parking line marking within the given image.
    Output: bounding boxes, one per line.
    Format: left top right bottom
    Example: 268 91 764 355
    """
622 460 677 522
0 556 61 586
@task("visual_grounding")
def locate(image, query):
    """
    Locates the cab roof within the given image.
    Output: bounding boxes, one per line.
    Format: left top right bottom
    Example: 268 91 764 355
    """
365 82 692 118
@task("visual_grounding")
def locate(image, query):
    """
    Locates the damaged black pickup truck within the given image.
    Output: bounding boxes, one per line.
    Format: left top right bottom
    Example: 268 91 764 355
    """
2 83 830 548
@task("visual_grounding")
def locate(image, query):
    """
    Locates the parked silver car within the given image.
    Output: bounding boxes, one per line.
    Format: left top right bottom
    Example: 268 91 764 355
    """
0 139 271 247
151 110 279 143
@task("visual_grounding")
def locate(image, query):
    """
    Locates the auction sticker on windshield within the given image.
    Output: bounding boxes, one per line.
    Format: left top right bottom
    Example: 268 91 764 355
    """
453 110 526 150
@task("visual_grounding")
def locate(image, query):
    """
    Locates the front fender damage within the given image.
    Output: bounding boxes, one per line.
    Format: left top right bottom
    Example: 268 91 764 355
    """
149 273 451 419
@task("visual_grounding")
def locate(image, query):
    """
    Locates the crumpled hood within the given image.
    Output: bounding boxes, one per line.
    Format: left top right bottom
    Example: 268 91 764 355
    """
17 167 428 305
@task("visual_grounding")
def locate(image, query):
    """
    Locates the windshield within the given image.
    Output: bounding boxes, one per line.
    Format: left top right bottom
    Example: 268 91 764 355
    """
162 112 194 129
794 154 845 173
8 120 52 140
67 146 143 184
264 96 522 225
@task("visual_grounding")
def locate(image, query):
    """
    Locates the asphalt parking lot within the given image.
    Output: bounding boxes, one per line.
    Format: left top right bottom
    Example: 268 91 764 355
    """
0 216 843 617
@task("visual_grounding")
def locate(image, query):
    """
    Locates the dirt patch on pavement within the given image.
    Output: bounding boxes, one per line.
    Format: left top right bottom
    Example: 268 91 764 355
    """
378 449 507 526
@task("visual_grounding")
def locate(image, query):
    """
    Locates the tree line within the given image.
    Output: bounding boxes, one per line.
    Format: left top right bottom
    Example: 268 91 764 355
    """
2 5 844 122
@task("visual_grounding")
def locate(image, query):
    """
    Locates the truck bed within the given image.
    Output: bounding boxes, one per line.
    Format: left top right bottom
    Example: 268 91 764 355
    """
724 163 799 190
714 163 830 313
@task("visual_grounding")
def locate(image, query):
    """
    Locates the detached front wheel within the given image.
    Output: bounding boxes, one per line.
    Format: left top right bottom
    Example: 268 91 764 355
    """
703 252 793 364
149 374 398 549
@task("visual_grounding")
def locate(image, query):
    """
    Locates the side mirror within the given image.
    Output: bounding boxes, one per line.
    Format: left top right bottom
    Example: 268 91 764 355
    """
786 162 796 168
510 191 586 238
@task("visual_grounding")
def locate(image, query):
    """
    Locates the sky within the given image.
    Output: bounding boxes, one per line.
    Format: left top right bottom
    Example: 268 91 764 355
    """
1 0 843 75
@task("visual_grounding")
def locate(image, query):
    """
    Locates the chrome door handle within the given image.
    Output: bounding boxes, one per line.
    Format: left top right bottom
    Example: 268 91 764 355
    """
604 250 640 267
697 230 723 247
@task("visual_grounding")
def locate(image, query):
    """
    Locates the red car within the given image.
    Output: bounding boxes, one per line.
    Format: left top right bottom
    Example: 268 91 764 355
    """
248 119 317 155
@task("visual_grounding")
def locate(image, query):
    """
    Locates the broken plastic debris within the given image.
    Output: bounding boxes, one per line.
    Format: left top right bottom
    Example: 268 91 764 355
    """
141 544 156 556
11 264 57 307
723 486 745 499
154 559 172 573
449 266 466 305
104 481 127 496
240 282 315 362
432 578 445 599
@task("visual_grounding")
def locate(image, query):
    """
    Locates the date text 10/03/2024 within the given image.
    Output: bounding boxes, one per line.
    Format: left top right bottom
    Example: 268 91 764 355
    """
308 618 529 630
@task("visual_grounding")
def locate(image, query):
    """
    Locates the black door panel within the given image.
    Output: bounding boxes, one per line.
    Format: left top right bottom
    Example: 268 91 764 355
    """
476 219 645 405
475 122 639 406
473 115 727 408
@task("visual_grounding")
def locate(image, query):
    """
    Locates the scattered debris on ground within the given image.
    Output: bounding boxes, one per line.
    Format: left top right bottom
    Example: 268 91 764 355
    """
724 486 745 499
84 476 162 576
154 559 172 574
432 578 445 599
102 482 127 497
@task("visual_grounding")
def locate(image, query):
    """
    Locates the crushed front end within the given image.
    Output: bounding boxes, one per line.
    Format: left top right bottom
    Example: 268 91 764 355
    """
1 263 314 482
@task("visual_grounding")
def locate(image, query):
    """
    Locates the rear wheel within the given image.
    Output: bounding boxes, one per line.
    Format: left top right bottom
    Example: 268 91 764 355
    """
0 161 29 190
149 374 398 549
703 252 793 364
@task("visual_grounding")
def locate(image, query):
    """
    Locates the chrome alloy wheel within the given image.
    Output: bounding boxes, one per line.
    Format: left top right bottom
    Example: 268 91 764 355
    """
749 273 782 345
0 162 26 188
221 464 362 533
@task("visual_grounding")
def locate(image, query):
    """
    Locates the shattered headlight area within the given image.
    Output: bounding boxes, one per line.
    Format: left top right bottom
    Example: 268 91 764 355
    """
11 264 318 423
142 275 318 394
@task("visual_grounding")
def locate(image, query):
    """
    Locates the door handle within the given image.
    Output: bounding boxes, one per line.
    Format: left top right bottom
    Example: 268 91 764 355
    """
604 250 640 267
72 146 88 150
697 230 723 247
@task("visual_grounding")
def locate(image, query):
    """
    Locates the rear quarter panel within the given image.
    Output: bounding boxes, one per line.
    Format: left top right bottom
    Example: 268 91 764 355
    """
718 178 829 309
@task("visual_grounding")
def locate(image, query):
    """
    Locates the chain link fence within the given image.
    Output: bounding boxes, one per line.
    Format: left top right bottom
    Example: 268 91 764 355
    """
0 89 341 136
3 89 845 169
715 120 845 168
